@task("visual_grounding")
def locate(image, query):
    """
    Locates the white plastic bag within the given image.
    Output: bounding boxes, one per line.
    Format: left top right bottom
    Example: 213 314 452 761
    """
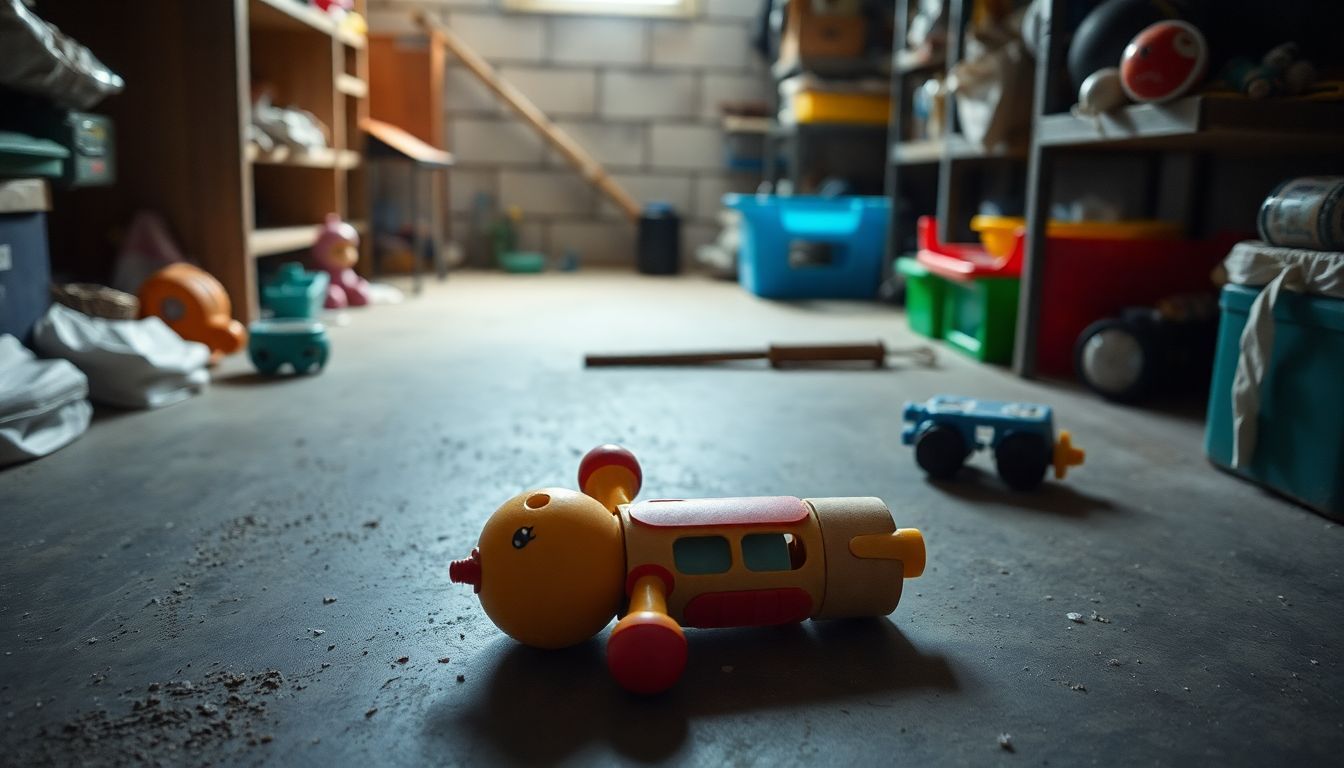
0 334 92 467
1222 242 1344 468
33 303 210 409
949 40 1034 150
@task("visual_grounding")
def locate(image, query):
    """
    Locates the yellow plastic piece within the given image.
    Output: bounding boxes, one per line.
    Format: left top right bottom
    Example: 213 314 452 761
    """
475 487 625 649
793 91 890 125
850 528 926 579
626 572 670 616
970 215 1184 259
1053 430 1086 480
583 464 637 514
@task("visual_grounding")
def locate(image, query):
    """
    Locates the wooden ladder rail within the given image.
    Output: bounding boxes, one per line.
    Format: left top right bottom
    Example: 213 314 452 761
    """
413 9 644 222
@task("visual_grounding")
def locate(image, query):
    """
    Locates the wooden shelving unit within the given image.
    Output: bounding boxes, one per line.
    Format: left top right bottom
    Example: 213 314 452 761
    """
39 0 369 323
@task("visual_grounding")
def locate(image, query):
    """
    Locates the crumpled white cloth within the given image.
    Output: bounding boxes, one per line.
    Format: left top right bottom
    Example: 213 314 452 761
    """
1223 241 1344 468
32 303 210 409
0 334 92 466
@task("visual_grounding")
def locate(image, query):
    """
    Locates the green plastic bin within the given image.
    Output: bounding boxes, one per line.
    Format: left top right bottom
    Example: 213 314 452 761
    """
897 257 943 339
941 276 1019 364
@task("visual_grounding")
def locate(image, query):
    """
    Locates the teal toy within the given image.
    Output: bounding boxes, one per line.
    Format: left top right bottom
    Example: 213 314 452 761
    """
248 320 330 375
262 262 329 319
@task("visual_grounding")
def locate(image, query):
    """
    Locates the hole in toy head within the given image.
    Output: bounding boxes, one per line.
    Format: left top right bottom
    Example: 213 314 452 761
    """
524 492 550 510
161 297 185 321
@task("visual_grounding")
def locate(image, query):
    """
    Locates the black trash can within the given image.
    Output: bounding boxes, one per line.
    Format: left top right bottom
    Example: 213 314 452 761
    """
637 203 680 275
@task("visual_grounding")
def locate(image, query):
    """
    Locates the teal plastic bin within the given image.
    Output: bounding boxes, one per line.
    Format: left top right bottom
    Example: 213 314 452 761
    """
723 194 889 299
1205 283 1344 519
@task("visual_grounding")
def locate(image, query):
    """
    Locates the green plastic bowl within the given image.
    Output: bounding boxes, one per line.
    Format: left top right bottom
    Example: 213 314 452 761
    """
499 251 546 273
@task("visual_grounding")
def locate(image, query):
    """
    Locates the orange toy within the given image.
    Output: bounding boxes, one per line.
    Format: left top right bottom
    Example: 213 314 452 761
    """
138 263 246 363
449 445 926 694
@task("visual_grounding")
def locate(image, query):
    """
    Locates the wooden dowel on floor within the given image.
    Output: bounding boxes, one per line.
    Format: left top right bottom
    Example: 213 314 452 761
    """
585 341 939 368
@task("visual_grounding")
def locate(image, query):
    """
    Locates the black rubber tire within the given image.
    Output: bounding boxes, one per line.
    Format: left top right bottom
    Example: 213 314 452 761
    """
1074 317 1154 403
915 425 966 480
995 432 1051 491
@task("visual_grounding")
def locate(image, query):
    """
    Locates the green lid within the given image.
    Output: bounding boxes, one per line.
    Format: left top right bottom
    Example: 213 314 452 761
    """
0 131 69 179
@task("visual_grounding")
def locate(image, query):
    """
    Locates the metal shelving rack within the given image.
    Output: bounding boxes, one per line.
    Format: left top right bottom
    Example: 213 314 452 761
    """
1012 0 1344 377
883 0 1029 293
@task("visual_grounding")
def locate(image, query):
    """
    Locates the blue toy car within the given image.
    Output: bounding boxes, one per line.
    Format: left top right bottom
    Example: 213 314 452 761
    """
248 320 330 375
901 395 1084 490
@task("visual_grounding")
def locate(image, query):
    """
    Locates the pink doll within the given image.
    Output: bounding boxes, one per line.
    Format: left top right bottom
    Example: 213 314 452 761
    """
312 214 369 309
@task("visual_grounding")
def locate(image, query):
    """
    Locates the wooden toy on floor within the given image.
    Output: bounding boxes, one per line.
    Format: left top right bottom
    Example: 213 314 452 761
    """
448 444 925 694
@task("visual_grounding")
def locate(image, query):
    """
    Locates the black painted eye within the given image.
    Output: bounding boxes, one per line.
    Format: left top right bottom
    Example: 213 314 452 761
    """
512 527 535 549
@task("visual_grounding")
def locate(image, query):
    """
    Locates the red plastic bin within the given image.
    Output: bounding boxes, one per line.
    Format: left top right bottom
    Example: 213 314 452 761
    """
916 216 1023 281
913 216 1242 376
1033 233 1242 376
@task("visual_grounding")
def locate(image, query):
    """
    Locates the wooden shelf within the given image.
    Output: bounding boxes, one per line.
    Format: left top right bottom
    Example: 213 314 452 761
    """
1036 95 1344 152
250 0 335 35
336 74 368 98
946 135 1026 160
338 28 366 50
249 220 368 258
722 115 772 134
248 225 317 257
770 121 888 138
248 144 360 169
249 0 366 48
890 138 944 165
890 135 1027 165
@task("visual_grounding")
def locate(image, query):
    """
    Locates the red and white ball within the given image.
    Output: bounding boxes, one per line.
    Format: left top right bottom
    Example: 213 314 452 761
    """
1119 20 1208 103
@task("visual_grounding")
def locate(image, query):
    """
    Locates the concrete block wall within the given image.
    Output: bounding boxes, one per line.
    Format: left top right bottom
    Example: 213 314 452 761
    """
367 0 769 267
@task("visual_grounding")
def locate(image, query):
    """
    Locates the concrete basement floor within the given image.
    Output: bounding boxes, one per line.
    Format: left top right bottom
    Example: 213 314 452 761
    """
1 272 1341 766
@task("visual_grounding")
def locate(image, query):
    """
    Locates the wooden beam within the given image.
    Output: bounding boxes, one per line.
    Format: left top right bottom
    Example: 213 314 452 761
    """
413 10 643 222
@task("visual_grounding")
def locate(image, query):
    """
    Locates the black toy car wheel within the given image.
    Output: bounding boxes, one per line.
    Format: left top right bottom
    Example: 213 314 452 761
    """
1075 318 1154 403
994 432 1050 491
915 425 966 480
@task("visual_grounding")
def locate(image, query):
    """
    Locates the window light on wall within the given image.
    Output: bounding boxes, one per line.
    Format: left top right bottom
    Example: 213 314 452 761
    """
503 0 698 19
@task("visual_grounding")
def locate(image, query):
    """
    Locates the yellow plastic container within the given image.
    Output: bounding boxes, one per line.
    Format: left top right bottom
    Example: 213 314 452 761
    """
794 91 891 125
969 215 1184 258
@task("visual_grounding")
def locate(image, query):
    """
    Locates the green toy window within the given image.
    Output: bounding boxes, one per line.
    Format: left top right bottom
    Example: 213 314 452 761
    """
673 536 731 575
742 533 806 572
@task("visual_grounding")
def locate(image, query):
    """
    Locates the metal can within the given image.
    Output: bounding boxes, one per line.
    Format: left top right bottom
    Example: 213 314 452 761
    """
1258 176 1344 251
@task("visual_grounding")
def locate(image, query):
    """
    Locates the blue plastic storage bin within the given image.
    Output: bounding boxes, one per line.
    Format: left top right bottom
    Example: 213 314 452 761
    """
1205 283 1344 520
723 194 889 299
0 182 51 346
